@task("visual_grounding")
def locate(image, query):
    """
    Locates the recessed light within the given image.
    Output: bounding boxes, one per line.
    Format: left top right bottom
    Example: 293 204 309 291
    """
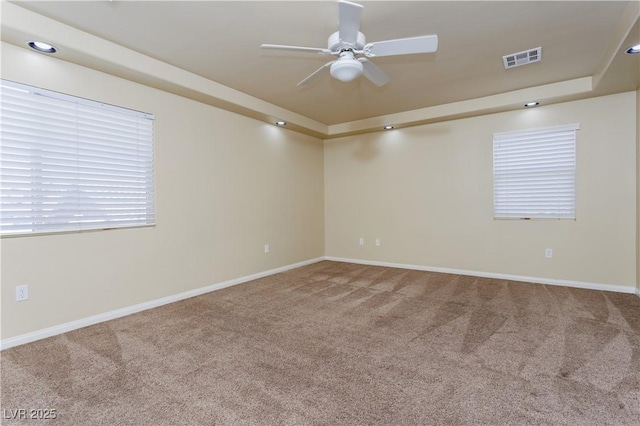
625 44 640 54
26 41 57 54
524 101 540 108
383 125 394 130
275 121 287 126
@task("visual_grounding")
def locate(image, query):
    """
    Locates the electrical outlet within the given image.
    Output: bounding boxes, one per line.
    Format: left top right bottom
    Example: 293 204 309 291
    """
375 238 381 247
16 285 29 301
545 248 553 259
359 237 364 246
264 244 270 253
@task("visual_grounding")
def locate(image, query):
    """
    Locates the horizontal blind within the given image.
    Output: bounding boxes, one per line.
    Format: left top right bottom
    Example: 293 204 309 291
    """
493 123 579 220
1 79 155 236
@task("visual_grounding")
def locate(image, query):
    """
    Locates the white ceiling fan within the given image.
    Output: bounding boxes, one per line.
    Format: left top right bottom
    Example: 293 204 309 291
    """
260 0 438 87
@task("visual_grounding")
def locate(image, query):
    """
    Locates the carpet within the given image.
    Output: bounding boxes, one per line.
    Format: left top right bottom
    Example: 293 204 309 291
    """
2 261 639 425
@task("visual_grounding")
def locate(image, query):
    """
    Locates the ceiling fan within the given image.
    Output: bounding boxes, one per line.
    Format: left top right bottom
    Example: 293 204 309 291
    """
260 0 438 87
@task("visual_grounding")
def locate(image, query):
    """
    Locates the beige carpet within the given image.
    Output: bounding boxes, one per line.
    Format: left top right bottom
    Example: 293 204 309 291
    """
2 261 639 425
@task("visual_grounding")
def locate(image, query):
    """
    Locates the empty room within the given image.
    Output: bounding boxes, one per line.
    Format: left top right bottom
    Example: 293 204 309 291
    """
1 1 639 424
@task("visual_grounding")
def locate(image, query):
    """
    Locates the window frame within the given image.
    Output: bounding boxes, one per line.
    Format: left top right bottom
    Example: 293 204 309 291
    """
492 123 579 220
0 79 156 237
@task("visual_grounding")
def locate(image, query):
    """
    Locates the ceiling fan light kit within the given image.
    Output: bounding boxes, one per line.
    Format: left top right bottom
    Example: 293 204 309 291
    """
260 0 438 87
330 51 363 82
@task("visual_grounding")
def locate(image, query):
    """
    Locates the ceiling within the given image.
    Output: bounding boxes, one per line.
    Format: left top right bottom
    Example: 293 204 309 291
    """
2 1 640 138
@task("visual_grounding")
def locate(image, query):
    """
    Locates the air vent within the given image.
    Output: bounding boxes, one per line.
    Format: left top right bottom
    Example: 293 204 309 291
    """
503 47 542 69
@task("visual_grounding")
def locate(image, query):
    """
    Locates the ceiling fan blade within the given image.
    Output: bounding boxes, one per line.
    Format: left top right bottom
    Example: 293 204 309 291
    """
359 58 390 87
364 35 438 57
338 0 364 45
261 44 332 55
298 61 335 86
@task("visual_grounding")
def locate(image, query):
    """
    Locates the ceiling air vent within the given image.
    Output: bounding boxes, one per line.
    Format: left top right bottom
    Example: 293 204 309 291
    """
503 47 542 69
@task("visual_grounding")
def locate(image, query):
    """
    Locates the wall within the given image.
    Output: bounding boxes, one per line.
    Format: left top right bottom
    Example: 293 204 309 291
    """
325 92 637 289
0 43 325 339
637 42 640 293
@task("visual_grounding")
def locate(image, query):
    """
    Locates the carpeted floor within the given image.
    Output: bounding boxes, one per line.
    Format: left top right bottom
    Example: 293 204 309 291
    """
1 260 639 425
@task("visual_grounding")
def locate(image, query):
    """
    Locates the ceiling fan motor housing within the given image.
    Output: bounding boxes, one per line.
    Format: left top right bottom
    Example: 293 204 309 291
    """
328 31 366 51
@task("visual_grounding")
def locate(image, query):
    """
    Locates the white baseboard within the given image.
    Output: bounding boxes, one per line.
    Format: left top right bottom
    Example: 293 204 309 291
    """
3 255 636 350
0 257 324 351
324 256 638 295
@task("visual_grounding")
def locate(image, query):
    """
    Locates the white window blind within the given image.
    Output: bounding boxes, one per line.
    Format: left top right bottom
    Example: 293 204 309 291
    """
493 123 579 220
1 79 155 236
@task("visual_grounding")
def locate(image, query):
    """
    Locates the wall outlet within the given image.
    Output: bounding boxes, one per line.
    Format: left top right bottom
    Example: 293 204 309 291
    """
16 285 29 301
359 237 364 246
264 244 270 253
375 238 381 247
545 248 553 259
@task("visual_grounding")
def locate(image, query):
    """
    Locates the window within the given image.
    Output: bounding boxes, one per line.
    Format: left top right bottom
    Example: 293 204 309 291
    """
493 123 579 220
1 80 155 236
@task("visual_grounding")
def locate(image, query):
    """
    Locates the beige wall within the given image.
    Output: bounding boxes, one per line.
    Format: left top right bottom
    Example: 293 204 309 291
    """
637 44 640 293
0 43 325 339
325 92 637 289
